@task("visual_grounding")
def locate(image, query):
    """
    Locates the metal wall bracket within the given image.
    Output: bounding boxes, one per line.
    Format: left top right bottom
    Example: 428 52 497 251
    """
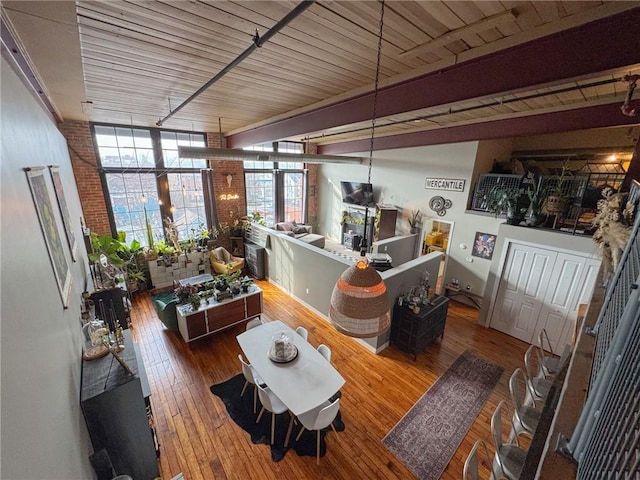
555 434 578 463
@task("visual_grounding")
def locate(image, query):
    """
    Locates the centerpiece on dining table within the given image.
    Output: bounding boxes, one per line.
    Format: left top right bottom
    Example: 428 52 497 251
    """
268 330 298 363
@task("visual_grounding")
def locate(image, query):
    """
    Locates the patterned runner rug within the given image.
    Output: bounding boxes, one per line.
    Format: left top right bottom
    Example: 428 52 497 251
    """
382 350 503 480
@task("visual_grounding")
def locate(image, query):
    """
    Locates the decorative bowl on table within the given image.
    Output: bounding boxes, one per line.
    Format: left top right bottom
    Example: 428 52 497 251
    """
268 330 298 363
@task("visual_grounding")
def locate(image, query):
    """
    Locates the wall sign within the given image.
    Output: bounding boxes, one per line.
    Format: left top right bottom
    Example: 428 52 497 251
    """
424 177 465 192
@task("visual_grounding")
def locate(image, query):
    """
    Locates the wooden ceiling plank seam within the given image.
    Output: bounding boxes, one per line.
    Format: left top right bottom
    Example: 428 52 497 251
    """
226 7 640 147
200 0 408 75
399 9 516 59
494 19 523 37
444 1 486 24
83 74 317 111
295 5 426 70
82 69 333 108
413 1 466 31
78 29 364 90
532 1 562 24
80 42 357 96
152 0 411 76
560 1 599 16
501 0 544 31
351 1 436 48
317 1 423 52
77 4 391 83
81 64 330 106
382 2 445 39
477 27 505 44
76 22 367 91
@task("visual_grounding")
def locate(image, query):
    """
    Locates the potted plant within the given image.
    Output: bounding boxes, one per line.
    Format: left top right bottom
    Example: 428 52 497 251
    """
240 275 254 293
526 176 548 227
174 283 197 305
485 186 526 225
408 209 422 234
543 161 572 216
187 293 202 312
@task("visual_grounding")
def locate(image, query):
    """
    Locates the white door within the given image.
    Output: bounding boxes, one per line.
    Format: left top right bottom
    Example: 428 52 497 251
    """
549 257 600 352
490 242 601 348
533 253 587 353
491 243 557 343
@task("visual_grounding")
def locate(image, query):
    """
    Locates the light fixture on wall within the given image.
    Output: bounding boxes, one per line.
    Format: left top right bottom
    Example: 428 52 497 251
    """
329 0 390 339
226 174 233 188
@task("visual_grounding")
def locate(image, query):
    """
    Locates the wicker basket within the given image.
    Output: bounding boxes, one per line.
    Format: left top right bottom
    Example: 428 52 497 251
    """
543 195 569 215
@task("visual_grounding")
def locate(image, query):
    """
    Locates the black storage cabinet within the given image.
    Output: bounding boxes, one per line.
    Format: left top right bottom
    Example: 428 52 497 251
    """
245 242 265 279
391 295 449 359
80 331 159 480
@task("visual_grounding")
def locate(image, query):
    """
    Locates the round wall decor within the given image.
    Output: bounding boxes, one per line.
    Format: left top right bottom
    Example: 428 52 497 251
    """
429 196 452 216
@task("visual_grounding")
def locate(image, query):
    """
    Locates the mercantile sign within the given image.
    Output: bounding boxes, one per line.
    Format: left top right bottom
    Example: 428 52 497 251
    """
424 177 465 192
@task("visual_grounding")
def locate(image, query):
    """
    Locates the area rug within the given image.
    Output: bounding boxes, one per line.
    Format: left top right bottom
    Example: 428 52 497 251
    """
210 374 344 462
382 350 503 480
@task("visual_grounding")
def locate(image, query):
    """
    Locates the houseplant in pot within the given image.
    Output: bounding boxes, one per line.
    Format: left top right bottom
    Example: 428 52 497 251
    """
485 186 526 225
408 209 422 234
543 161 572 216
526 176 548 227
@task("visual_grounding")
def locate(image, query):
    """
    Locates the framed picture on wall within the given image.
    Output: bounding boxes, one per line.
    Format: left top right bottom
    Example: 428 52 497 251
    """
25 167 72 308
472 232 496 260
48 165 77 261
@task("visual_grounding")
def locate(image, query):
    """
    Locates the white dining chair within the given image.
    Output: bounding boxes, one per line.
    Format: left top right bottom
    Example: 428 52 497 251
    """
537 329 560 378
255 376 295 446
317 344 331 363
295 326 308 341
523 345 552 408
245 317 264 331
463 439 506 480
491 401 528 480
509 368 541 444
295 397 340 465
238 354 259 414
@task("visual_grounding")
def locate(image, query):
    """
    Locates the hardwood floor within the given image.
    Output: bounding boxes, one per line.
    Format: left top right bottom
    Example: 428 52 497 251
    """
130 280 530 479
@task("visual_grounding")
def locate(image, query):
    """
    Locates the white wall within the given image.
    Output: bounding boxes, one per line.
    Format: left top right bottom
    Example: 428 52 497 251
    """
318 141 510 297
1 56 94 479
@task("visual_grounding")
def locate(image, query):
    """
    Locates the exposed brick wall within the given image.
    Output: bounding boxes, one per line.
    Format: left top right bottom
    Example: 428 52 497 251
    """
58 121 111 235
205 132 247 231
306 145 319 229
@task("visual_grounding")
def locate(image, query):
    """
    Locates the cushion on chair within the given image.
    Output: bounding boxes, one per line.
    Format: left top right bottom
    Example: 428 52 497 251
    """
210 247 245 275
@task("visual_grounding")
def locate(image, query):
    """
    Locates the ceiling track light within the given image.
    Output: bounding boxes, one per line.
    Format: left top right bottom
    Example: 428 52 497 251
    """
178 146 363 165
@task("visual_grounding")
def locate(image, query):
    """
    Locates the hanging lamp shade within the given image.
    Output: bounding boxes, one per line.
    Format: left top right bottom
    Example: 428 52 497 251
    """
329 259 390 338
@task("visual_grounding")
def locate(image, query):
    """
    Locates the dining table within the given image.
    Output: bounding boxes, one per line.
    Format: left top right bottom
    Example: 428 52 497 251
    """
236 320 345 416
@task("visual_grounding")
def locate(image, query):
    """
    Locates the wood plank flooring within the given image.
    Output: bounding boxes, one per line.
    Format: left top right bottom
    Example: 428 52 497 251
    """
130 280 530 479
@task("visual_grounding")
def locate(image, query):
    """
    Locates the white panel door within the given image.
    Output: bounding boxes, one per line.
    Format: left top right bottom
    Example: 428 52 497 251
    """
491 243 557 343
534 253 586 353
555 257 601 351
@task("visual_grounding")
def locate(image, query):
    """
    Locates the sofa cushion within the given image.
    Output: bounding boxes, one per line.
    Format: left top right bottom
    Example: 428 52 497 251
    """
276 222 294 232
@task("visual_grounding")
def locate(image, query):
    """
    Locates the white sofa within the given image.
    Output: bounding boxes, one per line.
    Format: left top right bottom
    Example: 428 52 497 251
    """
274 221 325 248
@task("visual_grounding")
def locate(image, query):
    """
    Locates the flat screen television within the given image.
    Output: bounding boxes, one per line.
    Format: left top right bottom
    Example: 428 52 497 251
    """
341 181 375 207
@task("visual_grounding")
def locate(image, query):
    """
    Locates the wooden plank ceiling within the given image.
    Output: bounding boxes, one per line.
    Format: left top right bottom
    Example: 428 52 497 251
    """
7 1 640 148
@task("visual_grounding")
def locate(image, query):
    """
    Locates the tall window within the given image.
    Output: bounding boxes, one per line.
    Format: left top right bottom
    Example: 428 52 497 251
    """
93 124 207 246
160 131 207 241
244 142 307 226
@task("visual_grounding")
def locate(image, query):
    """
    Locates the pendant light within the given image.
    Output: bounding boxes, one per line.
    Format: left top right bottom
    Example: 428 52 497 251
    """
329 0 390 338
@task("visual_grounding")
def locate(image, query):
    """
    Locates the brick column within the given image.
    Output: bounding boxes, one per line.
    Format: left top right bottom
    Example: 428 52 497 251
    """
58 121 111 235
